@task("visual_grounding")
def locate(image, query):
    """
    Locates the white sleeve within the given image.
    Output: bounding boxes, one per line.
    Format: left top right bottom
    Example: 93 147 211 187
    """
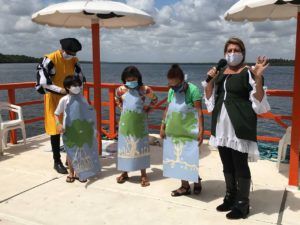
248 70 271 114
54 97 66 116
43 84 63 93
38 57 62 94
201 81 216 113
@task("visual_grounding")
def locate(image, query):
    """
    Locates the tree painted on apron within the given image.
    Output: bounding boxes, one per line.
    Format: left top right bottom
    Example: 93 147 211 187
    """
64 119 94 173
118 110 149 158
164 111 198 171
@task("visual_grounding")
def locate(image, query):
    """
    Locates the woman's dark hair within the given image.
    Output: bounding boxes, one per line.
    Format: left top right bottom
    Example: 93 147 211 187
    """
121 66 143 86
63 75 82 93
224 37 246 63
167 64 184 81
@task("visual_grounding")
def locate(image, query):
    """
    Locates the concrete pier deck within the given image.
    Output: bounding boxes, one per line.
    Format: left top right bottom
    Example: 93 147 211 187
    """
0 134 299 225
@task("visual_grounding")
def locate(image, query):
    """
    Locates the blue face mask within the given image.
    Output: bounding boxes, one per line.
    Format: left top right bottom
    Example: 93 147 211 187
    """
171 83 184 92
125 81 139 89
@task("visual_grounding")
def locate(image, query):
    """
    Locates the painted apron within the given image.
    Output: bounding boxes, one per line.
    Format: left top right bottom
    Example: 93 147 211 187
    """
63 95 101 180
117 88 150 172
163 90 199 182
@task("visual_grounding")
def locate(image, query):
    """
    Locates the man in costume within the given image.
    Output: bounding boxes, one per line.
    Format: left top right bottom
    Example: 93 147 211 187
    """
36 38 85 174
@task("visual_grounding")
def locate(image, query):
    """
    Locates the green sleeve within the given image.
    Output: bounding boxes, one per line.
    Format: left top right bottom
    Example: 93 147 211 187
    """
167 89 174 103
189 83 202 102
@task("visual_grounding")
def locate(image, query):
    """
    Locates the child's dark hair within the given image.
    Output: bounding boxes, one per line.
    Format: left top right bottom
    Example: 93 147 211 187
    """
121 66 143 86
63 75 82 93
167 64 184 81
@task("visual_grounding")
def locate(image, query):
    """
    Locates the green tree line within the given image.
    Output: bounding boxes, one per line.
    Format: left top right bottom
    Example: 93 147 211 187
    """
268 58 294 66
0 53 296 65
0 53 41 63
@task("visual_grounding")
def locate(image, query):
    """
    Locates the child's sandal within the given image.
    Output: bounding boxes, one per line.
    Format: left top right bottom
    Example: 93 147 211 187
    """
171 185 191 197
66 176 75 183
141 176 150 187
116 174 129 184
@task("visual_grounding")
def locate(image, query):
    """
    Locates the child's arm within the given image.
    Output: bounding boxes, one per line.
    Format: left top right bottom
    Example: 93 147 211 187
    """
194 101 204 146
160 105 168 139
54 114 64 134
144 86 158 112
115 86 124 110
54 98 65 134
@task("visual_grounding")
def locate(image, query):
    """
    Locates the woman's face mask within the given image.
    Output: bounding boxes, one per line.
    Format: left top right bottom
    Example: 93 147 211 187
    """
69 86 81 95
125 80 139 89
225 52 244 67
62 51 75 60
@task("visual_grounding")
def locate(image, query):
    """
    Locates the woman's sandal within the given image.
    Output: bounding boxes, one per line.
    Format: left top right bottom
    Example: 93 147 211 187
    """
194 178 202 195
116 173 129 184
171 185 191 197
141 176 150 187
66 176 75 183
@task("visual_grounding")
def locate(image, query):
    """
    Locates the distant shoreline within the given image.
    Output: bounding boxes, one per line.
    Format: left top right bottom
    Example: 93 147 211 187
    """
0 53 295 66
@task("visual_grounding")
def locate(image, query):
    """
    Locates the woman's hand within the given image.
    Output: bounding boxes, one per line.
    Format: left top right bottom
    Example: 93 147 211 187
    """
250 56 269 79
60 88 67 95
206 67 219 81
250 56 268 102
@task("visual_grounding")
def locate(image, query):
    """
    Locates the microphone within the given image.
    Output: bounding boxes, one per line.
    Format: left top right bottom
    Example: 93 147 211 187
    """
206 59 227 83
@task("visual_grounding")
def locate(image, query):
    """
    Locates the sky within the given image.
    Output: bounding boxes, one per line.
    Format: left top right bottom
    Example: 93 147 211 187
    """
0 0 297 63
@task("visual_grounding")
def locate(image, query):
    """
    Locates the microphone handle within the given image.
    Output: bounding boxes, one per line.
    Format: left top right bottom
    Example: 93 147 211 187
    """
206 62 226 83
206 65 220 83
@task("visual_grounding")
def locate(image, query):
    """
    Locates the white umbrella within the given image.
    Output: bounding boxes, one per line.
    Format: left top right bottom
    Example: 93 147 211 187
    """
225 0 300 21
32 0 154 153
225 0 300 186
32 0 154 28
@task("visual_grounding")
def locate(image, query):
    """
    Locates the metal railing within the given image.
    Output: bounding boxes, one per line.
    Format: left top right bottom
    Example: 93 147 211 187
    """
0 82 293 143
1 81 298 186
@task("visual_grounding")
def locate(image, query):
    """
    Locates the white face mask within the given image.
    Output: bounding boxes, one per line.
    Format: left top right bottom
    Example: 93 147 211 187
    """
225 52 244 67
69 86 81 95
62 51 74 60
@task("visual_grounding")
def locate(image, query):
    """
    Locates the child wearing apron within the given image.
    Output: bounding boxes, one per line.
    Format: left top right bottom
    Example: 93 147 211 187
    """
115 66 158 187
160 64 204 196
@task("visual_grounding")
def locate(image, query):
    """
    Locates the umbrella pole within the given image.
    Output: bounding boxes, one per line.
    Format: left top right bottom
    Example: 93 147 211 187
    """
289 11 300 186
92 21 102 155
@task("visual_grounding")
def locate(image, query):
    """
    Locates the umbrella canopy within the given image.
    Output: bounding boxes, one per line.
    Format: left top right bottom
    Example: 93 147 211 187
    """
32 0 154 28
32 0 154 154
225 0 300 21
224 0 300 186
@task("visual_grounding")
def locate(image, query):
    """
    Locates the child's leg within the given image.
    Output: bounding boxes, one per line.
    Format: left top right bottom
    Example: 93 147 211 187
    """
181 180 190 188
66 156 75 183
67 156 75 177
140 169 150 187
141 169 147 177
193 176 202 195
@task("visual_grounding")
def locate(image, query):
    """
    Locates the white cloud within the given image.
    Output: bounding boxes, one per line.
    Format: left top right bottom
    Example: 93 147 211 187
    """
14 16 40 33
0 0 297 62
126 0 155 13
0 0 43 16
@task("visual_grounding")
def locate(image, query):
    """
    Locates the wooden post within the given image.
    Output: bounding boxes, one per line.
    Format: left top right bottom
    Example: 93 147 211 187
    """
289 11 300 186
108 88 116 139
92 21 102 155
